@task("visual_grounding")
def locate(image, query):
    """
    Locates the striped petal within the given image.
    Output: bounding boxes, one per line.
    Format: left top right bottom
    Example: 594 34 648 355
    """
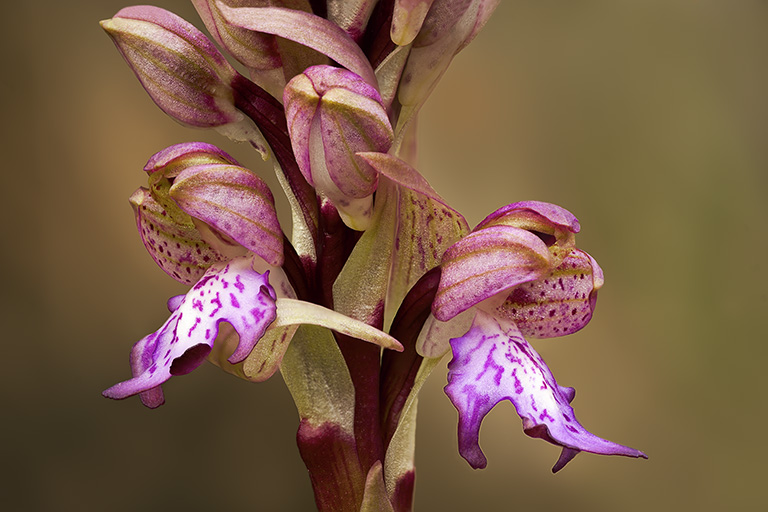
475 201 580 267
144 142 239 226
169 164 284 266
432 225 552 321
103 256 276 407
445 310 647 471
217 3 378 87
284 65 393 230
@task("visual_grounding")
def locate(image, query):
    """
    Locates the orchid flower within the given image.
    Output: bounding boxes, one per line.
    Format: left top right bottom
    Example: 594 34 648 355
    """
418 202 647 472
101 2 645 510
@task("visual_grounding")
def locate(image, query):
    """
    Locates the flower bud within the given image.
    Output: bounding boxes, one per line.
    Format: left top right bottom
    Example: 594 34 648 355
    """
191 0 288 98
101 6 240 127
284 65 394 230
391 0 437 46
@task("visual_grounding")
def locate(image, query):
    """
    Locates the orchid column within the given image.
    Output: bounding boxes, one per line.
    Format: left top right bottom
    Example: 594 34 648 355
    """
101 2 645 511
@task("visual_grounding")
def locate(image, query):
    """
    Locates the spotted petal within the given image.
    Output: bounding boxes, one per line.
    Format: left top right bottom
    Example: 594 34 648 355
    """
445 309 647 471
103 256 276 407
130 187 226 285
495 249 604 339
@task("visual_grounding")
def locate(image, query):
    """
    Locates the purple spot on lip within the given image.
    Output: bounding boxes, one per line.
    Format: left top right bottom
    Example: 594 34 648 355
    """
188 317 201 336
209 293 222 317
230 293 240 308
539 409 555 422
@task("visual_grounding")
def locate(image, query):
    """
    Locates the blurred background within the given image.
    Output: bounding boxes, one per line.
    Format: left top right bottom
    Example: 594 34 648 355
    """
2 1 766 510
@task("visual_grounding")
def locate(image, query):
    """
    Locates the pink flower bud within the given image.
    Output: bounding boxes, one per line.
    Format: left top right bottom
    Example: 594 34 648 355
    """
284 65 394 230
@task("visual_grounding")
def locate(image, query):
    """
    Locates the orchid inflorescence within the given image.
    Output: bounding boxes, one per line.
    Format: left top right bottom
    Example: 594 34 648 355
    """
100 1 646 510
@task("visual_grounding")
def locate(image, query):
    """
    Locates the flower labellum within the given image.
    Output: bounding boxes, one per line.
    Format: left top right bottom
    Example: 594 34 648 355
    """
445 310 647 472
103 256 277 408
284 65 394 230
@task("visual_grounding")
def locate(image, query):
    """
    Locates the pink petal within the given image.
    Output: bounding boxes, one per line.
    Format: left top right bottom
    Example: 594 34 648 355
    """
445 310 647 471
170 164 284 266
475 201 581 234
217 4 377 87
432 225 552 321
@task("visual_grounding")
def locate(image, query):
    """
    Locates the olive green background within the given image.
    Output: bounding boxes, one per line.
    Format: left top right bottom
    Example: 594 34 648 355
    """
3 1 766 510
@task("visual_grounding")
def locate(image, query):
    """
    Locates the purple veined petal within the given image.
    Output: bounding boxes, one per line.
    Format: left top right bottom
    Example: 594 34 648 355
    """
144 142 239 177
285 67 392 194
475 201 581 235
127 332 165 408
130 187 227 285
445 310 647 471
283 71 318 186
169 163 284 266
216 3 378 87
475 201 580 268
319 88 392 197
495 249 604 339
432 225 552 322
167 294 185 312
415 310 474 358
355 152 459 215
103 256 277 407
192 0 288 98
284 66 393 230
391 0 437 46
101 6 240 127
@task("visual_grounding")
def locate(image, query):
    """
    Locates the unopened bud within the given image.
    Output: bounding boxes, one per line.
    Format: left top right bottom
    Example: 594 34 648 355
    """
284 65 393 230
